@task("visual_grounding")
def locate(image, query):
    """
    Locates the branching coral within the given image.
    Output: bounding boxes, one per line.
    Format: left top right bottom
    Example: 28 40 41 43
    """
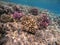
20 15 38 33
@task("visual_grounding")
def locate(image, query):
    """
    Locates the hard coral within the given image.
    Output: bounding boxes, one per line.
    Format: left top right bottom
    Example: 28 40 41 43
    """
20 15 38 33
0 24 6 38
37 13 50 29
30 8 38 15
0 5 5 15
0 14 14 23
13 11 23 20
0 23 8 45
13 5 20 12
0 5 12 15
55 16 60 26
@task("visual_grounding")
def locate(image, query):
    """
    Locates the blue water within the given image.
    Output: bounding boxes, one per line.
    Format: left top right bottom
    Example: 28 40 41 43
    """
2 0 60 14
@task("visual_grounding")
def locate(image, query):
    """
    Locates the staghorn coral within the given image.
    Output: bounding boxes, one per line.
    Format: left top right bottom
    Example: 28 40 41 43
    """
0 14 14 23
20 15 38 34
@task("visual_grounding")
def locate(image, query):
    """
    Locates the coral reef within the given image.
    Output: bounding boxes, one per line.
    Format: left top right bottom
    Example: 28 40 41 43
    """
0 1 60 45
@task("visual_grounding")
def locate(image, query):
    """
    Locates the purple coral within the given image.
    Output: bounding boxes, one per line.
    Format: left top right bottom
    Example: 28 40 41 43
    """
13 11 23 19
38 13 50 29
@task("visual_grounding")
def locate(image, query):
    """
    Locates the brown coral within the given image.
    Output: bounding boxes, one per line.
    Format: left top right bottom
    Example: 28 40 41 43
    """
20 15 38 34
0 14 14 23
